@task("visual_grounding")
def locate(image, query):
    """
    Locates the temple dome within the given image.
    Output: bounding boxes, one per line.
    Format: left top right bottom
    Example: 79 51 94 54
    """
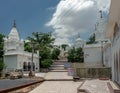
8 21 20 41
74 35 84 48
75 37 82 42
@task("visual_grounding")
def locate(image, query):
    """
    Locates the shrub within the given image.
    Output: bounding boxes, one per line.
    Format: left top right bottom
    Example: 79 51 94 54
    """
51 48 60 60
0 61 4 71
41 59 53 68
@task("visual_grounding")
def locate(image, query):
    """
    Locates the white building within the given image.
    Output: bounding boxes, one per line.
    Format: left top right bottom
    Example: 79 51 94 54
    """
74 35 84 48
84 11 109 66
84 44 102 65
105 0 120 85
103 40 111 67
95 11 106 42
4 21 39 72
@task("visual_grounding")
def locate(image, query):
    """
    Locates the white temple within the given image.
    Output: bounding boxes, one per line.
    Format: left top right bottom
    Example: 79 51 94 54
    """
84 11 108 66
95 11 106 42
4 21 39 72
74 35 84 48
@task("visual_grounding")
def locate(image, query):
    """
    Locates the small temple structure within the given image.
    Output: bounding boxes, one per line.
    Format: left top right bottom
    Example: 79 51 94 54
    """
4 21 39 72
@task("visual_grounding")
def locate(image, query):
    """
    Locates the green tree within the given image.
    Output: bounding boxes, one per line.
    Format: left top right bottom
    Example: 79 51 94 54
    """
24 41 32 52
61 44 68 51
67 47 76 62
41 59 53 68
39 48 51 61
0 33 5 58
86 33 95 44
25 32 55 68
51 48 60 60
75 48 84 62
67 47 84 62
0 59 4 71
0 33 5 71
27 32 54 48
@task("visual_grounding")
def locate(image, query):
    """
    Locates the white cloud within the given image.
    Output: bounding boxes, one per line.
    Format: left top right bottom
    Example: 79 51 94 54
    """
46 0 111 45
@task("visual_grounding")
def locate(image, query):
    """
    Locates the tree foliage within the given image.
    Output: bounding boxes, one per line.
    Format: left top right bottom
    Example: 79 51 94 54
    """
61 44 68 51
27 32 54 48
0 33 5 71
25 32 55 52
67 47 84 63
51 48 60 60
0 33 5 58
41 59 53 68
39 48 51 61
0 59 4 71
86 33 95 44
25 32 55 68
24 41 32 52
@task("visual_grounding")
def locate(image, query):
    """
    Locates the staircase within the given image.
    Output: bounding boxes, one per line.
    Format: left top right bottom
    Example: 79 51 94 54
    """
45 60 73 81
49 60 68 72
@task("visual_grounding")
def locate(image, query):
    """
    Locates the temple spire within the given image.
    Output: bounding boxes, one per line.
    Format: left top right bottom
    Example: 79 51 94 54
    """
13 20 16 27
77 33 81 38
99 10 103 18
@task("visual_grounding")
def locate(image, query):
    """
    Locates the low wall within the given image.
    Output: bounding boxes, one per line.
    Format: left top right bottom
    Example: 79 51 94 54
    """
76 68 111 78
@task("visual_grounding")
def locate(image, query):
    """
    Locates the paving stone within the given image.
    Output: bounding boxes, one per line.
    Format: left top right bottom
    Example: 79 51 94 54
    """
29 81 82 93
45 72 73 80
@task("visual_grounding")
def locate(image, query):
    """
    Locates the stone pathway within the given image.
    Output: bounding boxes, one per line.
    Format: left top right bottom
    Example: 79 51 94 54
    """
29 81 82 93
45 72 73 80
29 60 81 93
29 60 119 93
80 79 110 93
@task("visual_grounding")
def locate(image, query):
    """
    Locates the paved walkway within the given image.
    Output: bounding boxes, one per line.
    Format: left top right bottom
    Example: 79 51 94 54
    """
29 60 119 93
29 81 82 93
29 60 82 93
80 79 110 93
45 72 73 80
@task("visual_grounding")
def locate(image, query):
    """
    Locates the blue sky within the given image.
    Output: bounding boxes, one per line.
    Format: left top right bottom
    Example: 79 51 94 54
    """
0 0 60 39
0 0 110 45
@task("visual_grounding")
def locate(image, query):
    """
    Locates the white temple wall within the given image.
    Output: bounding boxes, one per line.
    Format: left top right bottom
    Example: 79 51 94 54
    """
111 35 120 84
84 45 102 65
17 54 39 72
4 55 18 71
103 44 111 67
3 21 39 72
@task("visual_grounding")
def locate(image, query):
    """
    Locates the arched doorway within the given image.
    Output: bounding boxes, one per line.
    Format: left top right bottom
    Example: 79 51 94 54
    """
33 63 35 71
28 62 31 71
23 62 27 71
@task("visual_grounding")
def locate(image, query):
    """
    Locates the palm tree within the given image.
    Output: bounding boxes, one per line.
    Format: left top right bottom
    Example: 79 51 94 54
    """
61 44 68 51
25 32 55 60
0 33 5 71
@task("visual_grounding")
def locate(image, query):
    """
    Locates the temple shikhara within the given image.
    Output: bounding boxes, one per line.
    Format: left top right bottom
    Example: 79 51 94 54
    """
3 21 39 72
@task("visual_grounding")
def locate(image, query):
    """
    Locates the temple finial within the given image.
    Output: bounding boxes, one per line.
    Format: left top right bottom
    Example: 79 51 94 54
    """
77 33 80 38
13 20 16 27
99 10 103 18
95 24 97 31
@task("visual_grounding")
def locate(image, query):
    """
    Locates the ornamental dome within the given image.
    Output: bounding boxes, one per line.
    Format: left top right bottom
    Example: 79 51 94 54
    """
75 35 83 42
75 37 82 42
8 20 20 41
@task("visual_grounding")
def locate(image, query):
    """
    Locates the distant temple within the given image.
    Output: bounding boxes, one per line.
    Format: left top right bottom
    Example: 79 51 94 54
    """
4 21 39 72
73 35 85 48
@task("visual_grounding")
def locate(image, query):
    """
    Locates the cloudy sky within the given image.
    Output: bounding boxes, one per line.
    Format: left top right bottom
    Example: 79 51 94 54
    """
46 0 111 45
0 0 111 45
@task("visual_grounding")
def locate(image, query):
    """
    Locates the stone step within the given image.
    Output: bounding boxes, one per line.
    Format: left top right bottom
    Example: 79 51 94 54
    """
49 66 65 70
51 65 64 67
50 69 68 72
53 62 65 65
45 79 73 81
54 60 67 62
